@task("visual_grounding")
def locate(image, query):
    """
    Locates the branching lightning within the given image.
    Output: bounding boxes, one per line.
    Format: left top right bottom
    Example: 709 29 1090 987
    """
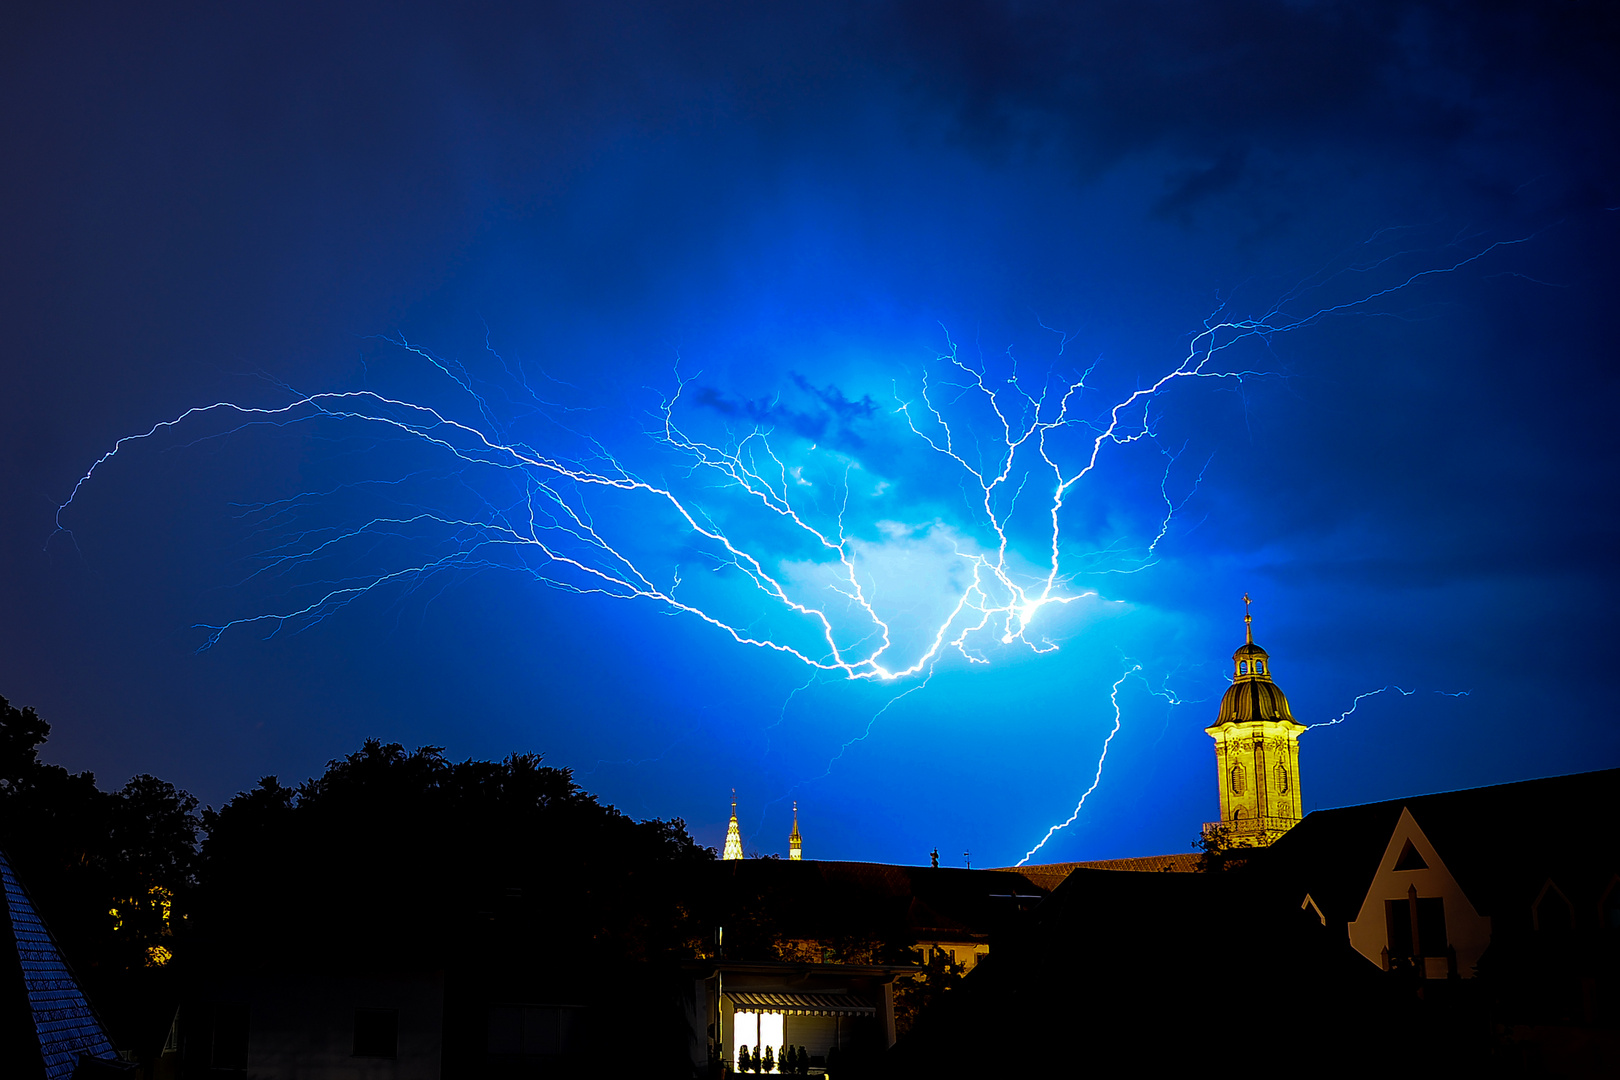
51 230 1518 836
54 301 1278 676
1015 664 1140 866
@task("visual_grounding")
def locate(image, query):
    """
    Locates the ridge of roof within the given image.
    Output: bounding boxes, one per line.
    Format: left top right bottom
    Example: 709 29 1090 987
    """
1268 767 1620 920
1 848 120 1080
1304 766 1620 817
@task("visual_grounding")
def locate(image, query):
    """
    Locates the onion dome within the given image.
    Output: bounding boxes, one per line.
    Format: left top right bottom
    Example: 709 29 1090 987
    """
1215 595 1295 725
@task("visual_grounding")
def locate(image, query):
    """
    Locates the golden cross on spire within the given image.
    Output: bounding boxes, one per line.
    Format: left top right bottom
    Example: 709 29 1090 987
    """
1243 592 1253 644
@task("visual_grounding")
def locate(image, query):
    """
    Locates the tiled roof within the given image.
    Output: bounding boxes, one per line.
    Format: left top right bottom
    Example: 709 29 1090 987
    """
1000 853 1201 889
1 849 118 1080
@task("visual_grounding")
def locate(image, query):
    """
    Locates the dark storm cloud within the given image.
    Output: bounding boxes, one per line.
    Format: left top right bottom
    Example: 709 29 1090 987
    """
692 374 877 450
2 0 1617 863
4 0 1613 338
892 0 1620 211
1153 149 1250 222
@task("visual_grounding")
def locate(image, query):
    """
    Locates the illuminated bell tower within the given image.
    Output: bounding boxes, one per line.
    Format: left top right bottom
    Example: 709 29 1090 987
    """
788 801 802 861
1204 596 1305 847
723 791 744 861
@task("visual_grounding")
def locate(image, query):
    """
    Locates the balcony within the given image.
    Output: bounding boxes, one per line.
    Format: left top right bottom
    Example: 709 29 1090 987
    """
1202 816 1300 845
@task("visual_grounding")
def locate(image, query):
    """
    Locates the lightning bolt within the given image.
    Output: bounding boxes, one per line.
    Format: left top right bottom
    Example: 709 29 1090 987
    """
52 317 1254 675
50 231 1521 795
747 677 934 846
1304 685 1415 731
1304 685 1471 732
1015 664 1140 866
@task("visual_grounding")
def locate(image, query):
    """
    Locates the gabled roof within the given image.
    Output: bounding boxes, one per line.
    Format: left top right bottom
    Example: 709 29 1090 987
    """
1263 767 1620 923
0 849 119 1080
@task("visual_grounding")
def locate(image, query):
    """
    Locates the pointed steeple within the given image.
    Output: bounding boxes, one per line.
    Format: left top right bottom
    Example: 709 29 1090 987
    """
1230 593 1275 685
788 801 802 861
722 790 744 861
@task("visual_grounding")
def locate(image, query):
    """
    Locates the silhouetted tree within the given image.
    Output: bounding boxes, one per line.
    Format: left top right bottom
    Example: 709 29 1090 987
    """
1192 823 1252 873
0 693 199 1060
196 740 709 968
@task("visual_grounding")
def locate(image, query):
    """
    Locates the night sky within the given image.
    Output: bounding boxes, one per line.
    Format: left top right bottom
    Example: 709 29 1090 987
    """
4 2 1617 868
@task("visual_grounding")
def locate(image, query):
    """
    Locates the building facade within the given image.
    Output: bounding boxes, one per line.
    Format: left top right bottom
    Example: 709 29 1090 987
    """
1204 598 1304 846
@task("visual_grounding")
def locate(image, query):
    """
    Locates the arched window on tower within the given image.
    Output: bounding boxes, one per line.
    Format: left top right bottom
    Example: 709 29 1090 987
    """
1274 764 1289 793
1239 660 1248 674
1257 661 1265 674
1230 763 1246 794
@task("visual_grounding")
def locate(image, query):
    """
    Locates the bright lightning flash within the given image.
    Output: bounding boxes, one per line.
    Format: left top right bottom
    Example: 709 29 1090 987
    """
1016 664 1140 866
50 230 1518 838
55 298 1287 679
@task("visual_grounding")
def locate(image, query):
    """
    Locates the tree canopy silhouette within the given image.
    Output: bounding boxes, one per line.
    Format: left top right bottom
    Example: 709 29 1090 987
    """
0 693 197 1056
193 739 714 972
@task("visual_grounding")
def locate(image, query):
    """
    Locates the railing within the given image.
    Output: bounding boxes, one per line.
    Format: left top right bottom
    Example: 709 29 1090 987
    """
1202 817 1299 838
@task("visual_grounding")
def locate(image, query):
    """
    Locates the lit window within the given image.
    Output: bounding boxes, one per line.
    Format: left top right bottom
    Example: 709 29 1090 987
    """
733 1011 784 1065
1230 764 1246 794
1273 764 1288 793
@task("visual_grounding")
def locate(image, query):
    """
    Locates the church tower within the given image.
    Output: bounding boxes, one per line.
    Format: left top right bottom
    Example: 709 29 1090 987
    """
788 801 802 861
1204 596 1305 847
722 791 744 861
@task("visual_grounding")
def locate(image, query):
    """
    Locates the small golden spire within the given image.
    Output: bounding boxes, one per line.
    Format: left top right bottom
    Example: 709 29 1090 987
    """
723 789 743 861
1243 593 1253 645
789 800 802 861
